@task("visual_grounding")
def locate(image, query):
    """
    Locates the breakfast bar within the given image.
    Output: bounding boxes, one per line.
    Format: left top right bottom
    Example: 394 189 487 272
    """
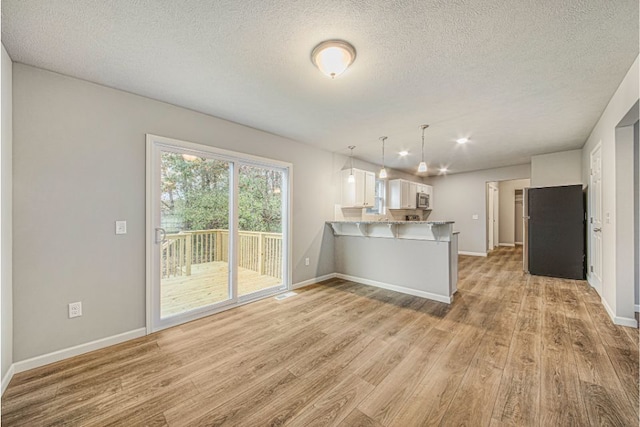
327 221 458 304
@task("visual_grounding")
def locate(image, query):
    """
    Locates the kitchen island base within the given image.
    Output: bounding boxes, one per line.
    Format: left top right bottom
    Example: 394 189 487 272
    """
329 221 458 304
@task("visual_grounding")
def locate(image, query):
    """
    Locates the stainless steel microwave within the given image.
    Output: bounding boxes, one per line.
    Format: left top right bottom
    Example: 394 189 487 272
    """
417 192 430 209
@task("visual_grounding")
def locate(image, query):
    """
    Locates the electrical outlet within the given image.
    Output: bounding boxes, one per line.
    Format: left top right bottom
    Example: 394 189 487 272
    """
115 220 127 235
69 302 82 318
305 257 310 266
472 214 479 220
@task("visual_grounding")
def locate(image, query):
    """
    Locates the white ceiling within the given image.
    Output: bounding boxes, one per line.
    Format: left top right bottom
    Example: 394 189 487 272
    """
2 0 638 175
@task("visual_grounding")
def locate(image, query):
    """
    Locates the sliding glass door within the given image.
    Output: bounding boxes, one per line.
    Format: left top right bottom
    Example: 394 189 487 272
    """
147 135 290 332
159 151 232 318
238 164 285 299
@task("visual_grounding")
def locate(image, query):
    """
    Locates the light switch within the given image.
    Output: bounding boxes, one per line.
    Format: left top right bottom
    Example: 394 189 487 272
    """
472 214 479 220
115 220 127 235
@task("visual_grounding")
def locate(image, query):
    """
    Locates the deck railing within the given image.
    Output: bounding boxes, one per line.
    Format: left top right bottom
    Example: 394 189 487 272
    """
161 229 282 280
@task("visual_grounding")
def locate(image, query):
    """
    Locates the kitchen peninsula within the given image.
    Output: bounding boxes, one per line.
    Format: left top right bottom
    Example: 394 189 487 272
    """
327 221 458 303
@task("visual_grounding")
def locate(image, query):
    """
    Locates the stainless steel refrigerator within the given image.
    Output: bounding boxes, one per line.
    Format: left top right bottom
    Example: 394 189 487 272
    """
523 185 585 279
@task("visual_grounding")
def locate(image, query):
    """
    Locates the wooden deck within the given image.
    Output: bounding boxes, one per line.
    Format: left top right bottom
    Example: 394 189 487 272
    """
161 261 282 317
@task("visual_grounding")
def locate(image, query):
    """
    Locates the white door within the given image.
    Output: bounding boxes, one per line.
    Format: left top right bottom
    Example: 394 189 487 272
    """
589 144 603 293
493 187 499 247
488 184 495 250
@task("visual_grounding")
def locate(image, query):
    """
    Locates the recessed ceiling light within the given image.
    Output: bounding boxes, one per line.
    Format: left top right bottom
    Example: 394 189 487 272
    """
456 137 469 144
311 40 356 79
399 150 409 156
439 167 448 173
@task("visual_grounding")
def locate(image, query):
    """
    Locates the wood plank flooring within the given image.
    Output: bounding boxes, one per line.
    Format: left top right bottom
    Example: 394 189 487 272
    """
2 247 638 426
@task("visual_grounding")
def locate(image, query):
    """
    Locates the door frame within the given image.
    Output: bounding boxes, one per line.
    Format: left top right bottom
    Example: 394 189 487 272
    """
588 142 602 294
145 134 292 333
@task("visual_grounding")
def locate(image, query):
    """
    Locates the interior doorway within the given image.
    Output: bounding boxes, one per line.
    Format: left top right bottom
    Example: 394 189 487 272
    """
487 182 498 251
515 190 524 245
488 179 530 253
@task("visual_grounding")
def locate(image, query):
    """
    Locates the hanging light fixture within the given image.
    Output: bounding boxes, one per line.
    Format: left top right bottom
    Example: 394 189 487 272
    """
379 136 388 179
347 145 356 183
311 40 357 79
418 124 429 173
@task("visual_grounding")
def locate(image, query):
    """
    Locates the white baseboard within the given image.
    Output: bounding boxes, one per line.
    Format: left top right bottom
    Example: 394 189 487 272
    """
1 364 15 395
335 273 452 304
459 251 487 257
635 304 639 313
498 243 515 247
601 297 638 328
292 273 338 289
614 317 638 328
12 328 146 375
515 242 523 245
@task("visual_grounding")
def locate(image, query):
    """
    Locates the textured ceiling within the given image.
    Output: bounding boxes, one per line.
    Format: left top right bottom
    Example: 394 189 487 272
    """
2 0 638 175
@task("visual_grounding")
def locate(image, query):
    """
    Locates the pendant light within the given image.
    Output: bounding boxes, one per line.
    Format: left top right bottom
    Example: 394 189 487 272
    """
347 145 356 183
379 136 388 179
418 124 429 173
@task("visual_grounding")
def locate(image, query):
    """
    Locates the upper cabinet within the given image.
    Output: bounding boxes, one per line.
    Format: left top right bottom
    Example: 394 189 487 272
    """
341 169 376 208
389 179 433 210
389 179 414 209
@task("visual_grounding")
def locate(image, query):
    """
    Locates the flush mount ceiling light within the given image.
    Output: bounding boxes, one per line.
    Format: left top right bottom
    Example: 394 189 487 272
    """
417 124 429 173
379 136 388 179
439 167 448 173
399 150 409 157
311 40 356 79
347 145 356 183
456 137 469 144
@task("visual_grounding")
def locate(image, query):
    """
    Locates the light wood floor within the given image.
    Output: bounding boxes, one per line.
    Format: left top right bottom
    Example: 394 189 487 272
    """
2 247 638 426
162 262 282 317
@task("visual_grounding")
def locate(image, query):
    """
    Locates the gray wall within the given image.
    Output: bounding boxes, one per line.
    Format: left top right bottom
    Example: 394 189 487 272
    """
12 64 347 361
498 179 530 245
531 149 582 187
1 46 13 380
425 164 531 254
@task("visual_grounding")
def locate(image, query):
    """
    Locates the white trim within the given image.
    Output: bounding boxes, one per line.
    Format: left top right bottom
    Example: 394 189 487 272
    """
586 273 603 297
499 243 515 247
1 364 15 395
292 273 338 289
459 251 487 257
12 328 146 374
601 297 638 328
614 317 638 328
634 304 639 313
335 273 453 304
515 242 523 245
601 296 615 320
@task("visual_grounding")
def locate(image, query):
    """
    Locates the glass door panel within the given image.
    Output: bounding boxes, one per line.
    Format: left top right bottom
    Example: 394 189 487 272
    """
237 164 285 297
160 151 231 318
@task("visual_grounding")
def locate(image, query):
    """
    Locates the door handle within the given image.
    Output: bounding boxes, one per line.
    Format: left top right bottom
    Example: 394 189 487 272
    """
155 227 167 243
593 227 601 232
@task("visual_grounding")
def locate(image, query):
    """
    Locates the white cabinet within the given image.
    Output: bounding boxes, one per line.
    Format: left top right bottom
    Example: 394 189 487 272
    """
389 180 432 209
425 184 433 210
389 179 413 209
341 169 375 208
408 182 417 209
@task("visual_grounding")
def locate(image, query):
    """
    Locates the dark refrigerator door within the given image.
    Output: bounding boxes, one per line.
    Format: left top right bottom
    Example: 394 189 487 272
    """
528 185 585 279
